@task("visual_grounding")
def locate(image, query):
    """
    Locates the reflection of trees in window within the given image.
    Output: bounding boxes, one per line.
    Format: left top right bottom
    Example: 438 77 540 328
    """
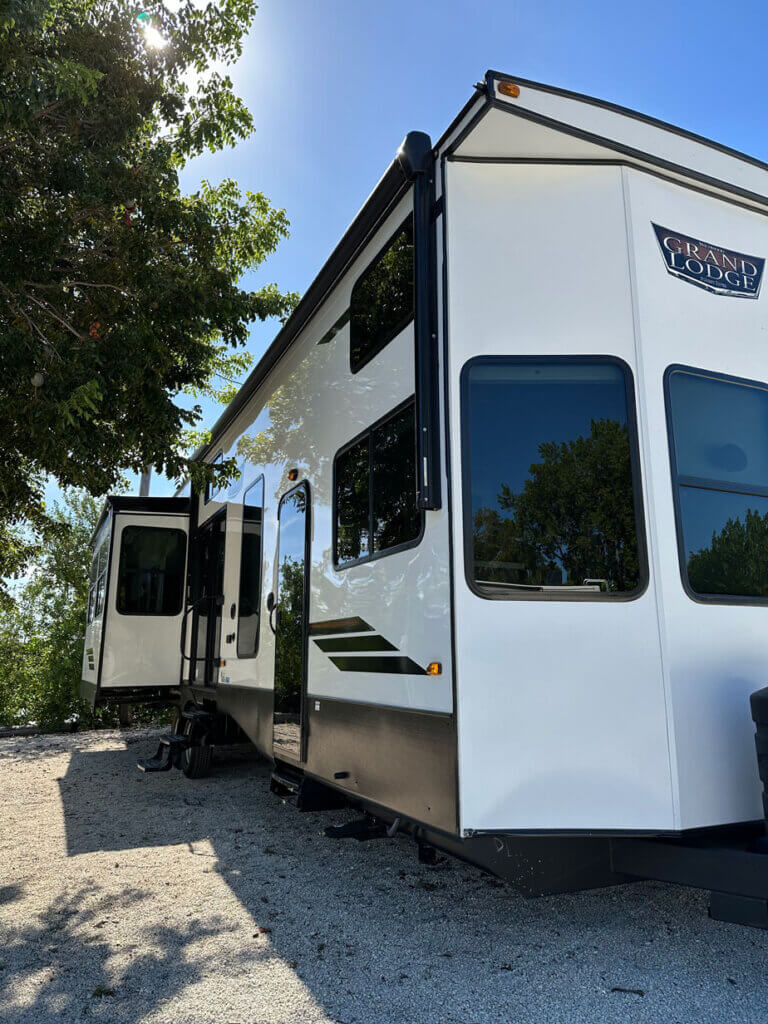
372 407 420 553
350 219 414 373
334 401 421 567
274 557 304 716
336 438 370 563
687 510 768 597
473 419 640 592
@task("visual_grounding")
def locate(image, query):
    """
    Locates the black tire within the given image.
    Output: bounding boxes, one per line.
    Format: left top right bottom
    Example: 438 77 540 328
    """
177 712 213 779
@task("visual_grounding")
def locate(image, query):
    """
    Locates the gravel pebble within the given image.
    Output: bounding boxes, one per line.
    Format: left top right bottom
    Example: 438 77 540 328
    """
1 728 767 1023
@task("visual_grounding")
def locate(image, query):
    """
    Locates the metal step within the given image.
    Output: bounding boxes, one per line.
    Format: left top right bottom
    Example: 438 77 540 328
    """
270 765 303 798
137 732 190 773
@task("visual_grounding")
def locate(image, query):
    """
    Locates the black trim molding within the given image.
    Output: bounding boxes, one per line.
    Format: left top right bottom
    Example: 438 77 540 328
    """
328 655 426 675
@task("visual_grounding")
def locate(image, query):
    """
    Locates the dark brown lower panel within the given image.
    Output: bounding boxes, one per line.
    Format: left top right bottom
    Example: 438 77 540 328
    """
429 831 619 896
181 684 273 758
305 698 457 835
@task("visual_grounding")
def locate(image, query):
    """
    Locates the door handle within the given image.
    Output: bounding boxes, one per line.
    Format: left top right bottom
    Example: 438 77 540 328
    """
267 591 279 634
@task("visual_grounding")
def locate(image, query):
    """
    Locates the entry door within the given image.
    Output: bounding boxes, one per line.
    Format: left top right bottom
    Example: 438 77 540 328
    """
192 513 226 686
273 484 310 764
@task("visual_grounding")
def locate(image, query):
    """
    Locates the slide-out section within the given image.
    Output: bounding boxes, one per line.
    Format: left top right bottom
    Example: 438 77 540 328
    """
81 497 190 705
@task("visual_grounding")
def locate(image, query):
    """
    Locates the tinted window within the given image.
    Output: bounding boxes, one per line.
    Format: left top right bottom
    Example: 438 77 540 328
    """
334 401 421 567
668 368 768 599
350 218 414 373
336 437 370 564
117 526 186 615
238 478 264 658
274 486 309 762
372 407 420 553
463 360 642 596
89 519 110 622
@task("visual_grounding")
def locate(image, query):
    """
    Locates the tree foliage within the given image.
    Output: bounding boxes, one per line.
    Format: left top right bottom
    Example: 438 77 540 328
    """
0 489 133 730
474 418 640 591
0 0 297 593
688 509 768 597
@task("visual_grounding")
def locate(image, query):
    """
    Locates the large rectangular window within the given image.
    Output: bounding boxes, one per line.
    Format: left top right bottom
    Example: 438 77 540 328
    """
666 366 768 601
237 477 265 658
334 400 422 567
349 217 414 373
117 526 186 615
462 358 644 598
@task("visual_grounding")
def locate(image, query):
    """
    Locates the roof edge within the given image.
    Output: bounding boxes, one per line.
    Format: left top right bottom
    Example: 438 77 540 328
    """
485 71 768 176
192 130 433 465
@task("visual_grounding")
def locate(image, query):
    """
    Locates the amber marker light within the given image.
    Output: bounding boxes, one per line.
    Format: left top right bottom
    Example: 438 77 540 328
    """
288 468 299 481
426 662 442 676
498 81 520 98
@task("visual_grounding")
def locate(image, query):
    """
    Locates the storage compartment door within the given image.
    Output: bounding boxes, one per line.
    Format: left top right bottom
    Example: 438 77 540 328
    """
95 508 189 701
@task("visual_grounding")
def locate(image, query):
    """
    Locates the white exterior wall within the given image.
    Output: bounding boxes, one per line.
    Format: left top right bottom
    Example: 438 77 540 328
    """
198 194 454 715
445 161 674 832
99 510 189 690
624 168 768 828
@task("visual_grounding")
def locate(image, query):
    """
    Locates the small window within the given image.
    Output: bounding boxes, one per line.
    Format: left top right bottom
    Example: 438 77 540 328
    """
667 367 768 601
205 451 224 504
89 520 110 621
237 477 265 658
334 400 422 568
462 358 644 598
349 217 414 373
116 526 186 615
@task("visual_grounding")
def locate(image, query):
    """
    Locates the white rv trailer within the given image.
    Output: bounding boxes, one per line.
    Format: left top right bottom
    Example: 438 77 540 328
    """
83 72 768 927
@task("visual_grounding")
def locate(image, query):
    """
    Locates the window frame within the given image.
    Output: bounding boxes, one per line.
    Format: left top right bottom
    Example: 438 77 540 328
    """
460 354 649 602
664 362 768 606
115 524 187 617
237 474 265 659
349 215 415 375
89 520 110 623
204 451 224 504
332 396 425 570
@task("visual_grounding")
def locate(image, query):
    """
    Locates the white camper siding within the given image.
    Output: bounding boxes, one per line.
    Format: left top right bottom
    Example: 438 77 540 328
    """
468 81 768 211
100 511 189 690
624 168 768 829
445 160 673 832
198 193 454 716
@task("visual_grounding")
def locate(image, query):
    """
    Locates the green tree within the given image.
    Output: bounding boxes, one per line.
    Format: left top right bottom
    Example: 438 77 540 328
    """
0 490 104 729
273 556 305 717
474 418 640 591
687 509 768 596
0 0 297 596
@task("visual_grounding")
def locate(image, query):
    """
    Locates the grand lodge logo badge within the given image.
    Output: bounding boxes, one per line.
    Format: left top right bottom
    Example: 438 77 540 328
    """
652 224 764 299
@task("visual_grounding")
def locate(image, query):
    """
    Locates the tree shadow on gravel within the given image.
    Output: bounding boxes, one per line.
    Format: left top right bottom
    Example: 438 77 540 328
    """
0 883 265 1024
29 735 768 1024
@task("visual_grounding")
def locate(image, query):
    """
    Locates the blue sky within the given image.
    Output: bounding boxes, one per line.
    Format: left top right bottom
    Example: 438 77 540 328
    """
49 0 768 504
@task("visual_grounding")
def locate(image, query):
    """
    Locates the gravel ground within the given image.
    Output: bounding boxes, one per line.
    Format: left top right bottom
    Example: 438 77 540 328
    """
1 729 767 1024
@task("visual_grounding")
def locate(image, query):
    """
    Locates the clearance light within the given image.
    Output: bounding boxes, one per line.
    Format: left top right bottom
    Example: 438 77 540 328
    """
498 81 520 98
288 468 299 481
426 662 442 676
